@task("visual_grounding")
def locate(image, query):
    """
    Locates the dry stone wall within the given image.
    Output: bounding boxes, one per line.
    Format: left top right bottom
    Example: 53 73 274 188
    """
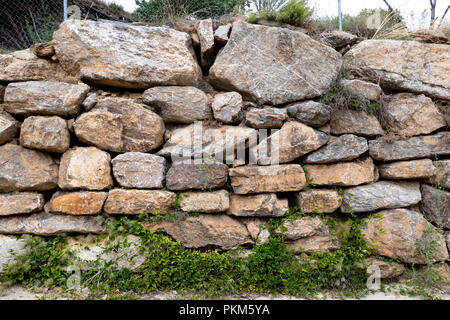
0 18 449 275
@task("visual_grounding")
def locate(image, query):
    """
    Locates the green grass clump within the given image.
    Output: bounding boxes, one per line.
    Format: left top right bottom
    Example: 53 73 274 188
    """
247 0 312 27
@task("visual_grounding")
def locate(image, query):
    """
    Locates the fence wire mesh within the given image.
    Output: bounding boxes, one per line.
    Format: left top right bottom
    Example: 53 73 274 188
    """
0 0 243 52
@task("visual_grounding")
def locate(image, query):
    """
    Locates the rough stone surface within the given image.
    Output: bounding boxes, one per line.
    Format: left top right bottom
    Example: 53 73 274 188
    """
82 92 97 111
165 162 228 191
179 190 230 213
49 192 108 215
31 42 55 57
104 189 175 215
369 132 450 162
420 184 449 229
295 189 342 213
158 124 256 162
378 159 437 179
320 30 360 49
0 107 20 145
0 193 45 216
58 147 113 191
382 93 446 137
0 212 106 235
255 121 329 165
341 181 421 213
229 164 306 194
148 215 253 250
227 193 288 217
211 92 243 124
341 79 383 101
142 86 212 124
0 144 58 192
0 85 4 103
344 40 450 101
111 152 167 189
0 235 26 272
286 235 340 254
360 209 449 264
0 49 76 83
20 116 70 153
427 160 450 190
286 101 331 127
364 257 405 279
195 19 215 67
304 157 378 187
304 134 368 164
53 19 202 88
330 109 384 137
209 20 343 105
4 81 89 117
245 107 288 129
446 232 450 252
214 24 231 44
74 97 165 153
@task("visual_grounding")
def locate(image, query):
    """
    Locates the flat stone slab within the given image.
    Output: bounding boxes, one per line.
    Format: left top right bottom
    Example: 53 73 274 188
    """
165 162 229 191
0 193 45 216
227 193 288 217
179 190 230 213
295 189 342 213
378 159 437 179
49 191 108 215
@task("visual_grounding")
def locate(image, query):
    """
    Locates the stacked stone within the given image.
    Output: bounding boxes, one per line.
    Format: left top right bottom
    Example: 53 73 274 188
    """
0 19 449 275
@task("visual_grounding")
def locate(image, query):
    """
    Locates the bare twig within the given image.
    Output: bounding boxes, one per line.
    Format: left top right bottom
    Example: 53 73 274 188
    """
438 5 450 27
28 8 42 43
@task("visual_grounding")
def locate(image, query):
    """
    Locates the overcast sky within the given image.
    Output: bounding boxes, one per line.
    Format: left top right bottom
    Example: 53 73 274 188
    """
103 0 450 29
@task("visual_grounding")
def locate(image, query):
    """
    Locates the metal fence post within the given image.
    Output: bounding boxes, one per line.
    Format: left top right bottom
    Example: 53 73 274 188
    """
64 0 68 20
338 0 342 31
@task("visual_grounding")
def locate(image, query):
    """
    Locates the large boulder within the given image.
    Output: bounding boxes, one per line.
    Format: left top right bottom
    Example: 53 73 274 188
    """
295 189 342 213
254 121 329 165
420 184 449 229
148 214 253 250
142 86 212 124
0 107 20 145
304 157 378 187
111 152 167 189
381 93 446 137
0 192 44 216
20 116 70 153
0 144 58 192
165 162 228 191
330 109 384 137
304 134 368 164
344 40 450 101
4 81 89 117
227 193 288 217
360 209 448 264
378 159 437 179
369 132 450 162
74 97 165 153
158 123 256 162
341 181 421 213
58 147 113 191
49 191 108 215
104 189 175 215
0 49 77 83
209 20 342 105
229 164 306 194
0 212 106 235
179 190 230 213
53 19 202 88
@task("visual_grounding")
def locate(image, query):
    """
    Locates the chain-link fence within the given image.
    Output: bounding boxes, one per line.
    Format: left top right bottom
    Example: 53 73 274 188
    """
0 0 244 52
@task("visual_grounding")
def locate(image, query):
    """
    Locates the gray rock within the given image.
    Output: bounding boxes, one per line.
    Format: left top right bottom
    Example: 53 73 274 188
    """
112 152 167 189
195 19 215 67
0 144 58 192
245 107 288 129
340 79 382 101
330 109 384 137
227 193 288 217
82 92 97 111
0 235 26 272
53 19 201 88
166 162 229 191
104 189 175 215
20 116 70 153
214 24 231 44
378 159 437 179
420 184 449 229
369 132 450 162
320 30 361 49
212 92 244 124
142 86 212 124
286 101 331 127
0 212 106 235
4 81 89 117
0 193 45 216
74 97 165 153
209 20 343 105
304 134 368 164
0 107 20 145
179 190 230 213
427 160 450 190
341 181 422 213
